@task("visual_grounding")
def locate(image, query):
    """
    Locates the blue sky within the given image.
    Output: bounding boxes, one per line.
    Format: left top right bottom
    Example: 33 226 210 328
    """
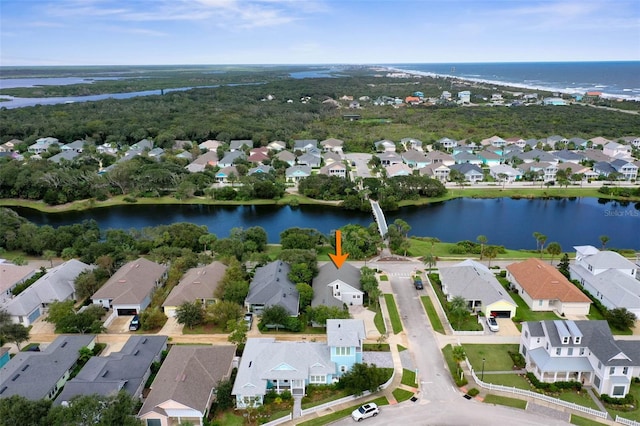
1 0 639 66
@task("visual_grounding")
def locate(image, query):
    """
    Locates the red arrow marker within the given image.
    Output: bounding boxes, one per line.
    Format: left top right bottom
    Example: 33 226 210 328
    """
329 230 349 269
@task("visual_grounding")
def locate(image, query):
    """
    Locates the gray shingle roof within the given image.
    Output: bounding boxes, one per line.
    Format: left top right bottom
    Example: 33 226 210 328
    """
0 334 96 400
311 262 361 308
245 261 299 315
163 262 226 307
326 319 365 347
439 260 516 308
91 258 166 305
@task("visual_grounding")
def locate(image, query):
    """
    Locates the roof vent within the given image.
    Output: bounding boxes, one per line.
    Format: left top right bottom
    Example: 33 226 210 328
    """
142 338 147 344
61 342 68 348
134 350 139 356
12 374 20 381
21 365 29 372
102 370 109 377
249 361 252 368
0 387 6 394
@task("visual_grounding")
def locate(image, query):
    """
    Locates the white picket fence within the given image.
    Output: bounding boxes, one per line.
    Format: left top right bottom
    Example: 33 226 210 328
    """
616 415 640 426
468 364 609 420
261 413 292 426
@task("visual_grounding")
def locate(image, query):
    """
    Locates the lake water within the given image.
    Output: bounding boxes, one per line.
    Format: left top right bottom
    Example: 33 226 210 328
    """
10 198 640 250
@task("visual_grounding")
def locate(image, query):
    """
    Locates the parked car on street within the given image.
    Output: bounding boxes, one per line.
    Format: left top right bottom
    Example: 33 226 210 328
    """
351 403 379 422
413 276 423 290
486 315 499 332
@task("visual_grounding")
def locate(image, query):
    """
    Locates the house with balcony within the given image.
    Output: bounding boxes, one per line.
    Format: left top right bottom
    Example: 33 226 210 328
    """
520 320 640 397
285 165 311 182
437 137 458 150
232 319 365 408
518 162 558 182
570 245 640 317
419 164 450 182
319 162 347 178
448 163 483 183
506 258 591 316
603 141 632 159
611 159 638 180
489 164 521 183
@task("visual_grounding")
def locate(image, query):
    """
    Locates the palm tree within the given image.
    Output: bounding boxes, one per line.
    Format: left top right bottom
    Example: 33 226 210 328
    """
448 296 469 330
484 245 499 267
476 235 488 260
533 231 541 251
423 253 437 273
546 242 562 265
537 234 547 258
599 235 610 250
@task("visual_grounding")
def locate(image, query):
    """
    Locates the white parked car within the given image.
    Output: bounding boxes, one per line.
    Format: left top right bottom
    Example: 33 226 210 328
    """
486 316 499 332
351 403 379 422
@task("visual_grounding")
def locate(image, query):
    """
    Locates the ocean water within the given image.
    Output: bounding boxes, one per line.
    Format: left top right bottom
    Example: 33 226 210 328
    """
387 62 640 100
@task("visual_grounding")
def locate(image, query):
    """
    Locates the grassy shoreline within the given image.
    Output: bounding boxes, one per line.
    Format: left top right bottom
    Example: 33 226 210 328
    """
1 187 637 213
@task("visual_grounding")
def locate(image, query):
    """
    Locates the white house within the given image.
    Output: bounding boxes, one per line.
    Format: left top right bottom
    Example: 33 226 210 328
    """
520 320 640 397
311 262 363 309
570 245 640 316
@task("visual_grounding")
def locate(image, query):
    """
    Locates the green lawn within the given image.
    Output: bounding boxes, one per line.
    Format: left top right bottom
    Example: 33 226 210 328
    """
558 390 600 410
392 388 415 403
370 306 386 335
442 344 466 386
401 369 417 387
421 295 445 333
462 344 521 372
379 275 389 281
604 382 640 421
297 396 389 426
571 414 607 426
497 280 561 323
212 412 244 425
363 343 390 352
408 236 547 260
429 277 483 331
483 394 527 410
481 374 530 389
384 294 403 334
397 344 407 352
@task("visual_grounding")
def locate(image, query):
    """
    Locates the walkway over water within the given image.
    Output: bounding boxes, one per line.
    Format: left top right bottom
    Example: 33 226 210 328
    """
370 200 389 238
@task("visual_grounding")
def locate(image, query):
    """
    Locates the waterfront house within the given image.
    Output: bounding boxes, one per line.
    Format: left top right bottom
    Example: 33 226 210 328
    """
91 258 167 316
506 258 591 316
402 149 429 168
311 262 363 309
163 262 227 317
185 151 218 173
489 164 521 182
570 245 640 316
458 91 471 103
215 166 239 183
610 159 638 180
518 162 558 182
520 320 640 397
139 345 235 426
439 260 517 318
229 140 253 151
2 259 94 326
285 165 311 182
419 164 450 182
56 335 168 405
603 141 632 159
232 319 365 408
593 161 617 178
245 261 299 316
319 162 347 179
0 263 36 305
448 163 483 183
320 138 344 152
543 97 567 106
0 334 96 400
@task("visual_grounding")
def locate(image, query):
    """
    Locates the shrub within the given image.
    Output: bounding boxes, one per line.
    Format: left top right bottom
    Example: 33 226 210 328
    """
123 196 138 203
601 393 635 406
467 388 480 397
526 372 581 391
508 351 526 368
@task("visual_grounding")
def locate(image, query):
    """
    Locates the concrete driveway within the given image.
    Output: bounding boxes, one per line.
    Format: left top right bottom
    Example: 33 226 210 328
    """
106 315 134 334
344 152 373 178
29 316 55 334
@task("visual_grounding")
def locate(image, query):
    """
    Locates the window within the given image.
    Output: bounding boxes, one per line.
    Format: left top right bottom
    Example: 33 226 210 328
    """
335 347 351 356
598 361 602 369
588 264 593 272
613 386 626 397
538 300 543 306
536 338 541 343
524 331 529 338
146 420 162 426
624 367 629 375
340 365 347 373
562 337 569 344
580 348 585 355
556 348 561 355
522 347 527 356
594 375 601 388
610 367 615 375
546 342 549 350
310 375 326 384
568 348 573 356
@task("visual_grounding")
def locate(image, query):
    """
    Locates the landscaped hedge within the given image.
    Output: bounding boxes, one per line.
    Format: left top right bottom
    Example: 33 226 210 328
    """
508 351 526 368
526 372 581 392
601 393 635 406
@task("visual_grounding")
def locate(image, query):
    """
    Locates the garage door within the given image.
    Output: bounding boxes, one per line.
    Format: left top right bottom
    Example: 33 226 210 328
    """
490 310 512 318
117 308 137 316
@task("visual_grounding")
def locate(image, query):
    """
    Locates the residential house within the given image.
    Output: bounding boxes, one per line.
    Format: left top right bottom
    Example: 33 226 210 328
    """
297 152 321 168
489 164 522 182
248 165 273 176
244 261 299 316
147 148 165 159
506 258 591 316
570 246 640 316
322 151 342 165
56 335 168 405
0 263 36 304
518 162 558 182
556 162 592 179
568 137 589 149
505 137 527 148
176 151 193 161
319 162 347 179
477 150 502 166
590 136 612 147
198 140 224 151
0 139 21 152
603 141 632 159
218 151 245 168
425 150 455 166
311 262 363 309
439 260 517 318
544 135 568 149
49 150 80 164
129 139 154 154
294 139 318 153
163 262 227 317
448 163 483 183
400 138 423 151
229 140 253 151
61 140 86 153
419 164 450 182
285 165 311 182
377 152 402 166
611 159 638 180
320 138 344 153
593 161 617 178
482 136 507 147
2 259 94 326
385 163 413 177
583 149 612 163
139 345 236 426
0 334 96 400
520 320 640 397
374 139 396 152
267 140 287 151
401 149 429 168
453 151 482 165
97 142 119 156
458 91 471 103
232 319 365 408
441 91 452 100
92 258 167 315
554 150 585 164
28 137 59 154
275 150 296 166
215 166 239 183
516 149 558 164
437 137 458 150
247 151 269 164
543 97 567 106
185 151 218 173
405 96 421 105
